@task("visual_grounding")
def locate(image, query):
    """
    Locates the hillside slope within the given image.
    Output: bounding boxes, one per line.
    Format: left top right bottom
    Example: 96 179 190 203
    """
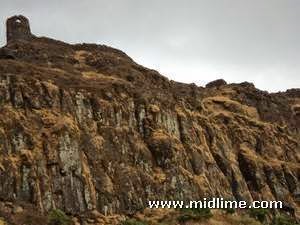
0 15 299 224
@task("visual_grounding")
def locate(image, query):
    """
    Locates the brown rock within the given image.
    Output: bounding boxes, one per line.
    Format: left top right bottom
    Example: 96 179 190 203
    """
12 206 23 214
0 15 299 223
205 79 227 88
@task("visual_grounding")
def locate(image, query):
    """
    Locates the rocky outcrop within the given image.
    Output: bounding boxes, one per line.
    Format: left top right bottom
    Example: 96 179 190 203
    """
205 79 227 88
0 16 299 222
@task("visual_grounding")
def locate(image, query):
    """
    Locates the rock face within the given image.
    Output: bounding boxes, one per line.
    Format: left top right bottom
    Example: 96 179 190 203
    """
0 15 299 219
205 79 227 88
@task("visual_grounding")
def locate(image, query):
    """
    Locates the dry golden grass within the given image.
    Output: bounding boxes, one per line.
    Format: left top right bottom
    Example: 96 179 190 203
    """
149 104 160 113
0 218 6 225
51 114 79 134
0 161 4 171
74 50 89 64
20 149 34 163
80 152 97 205
193 174 211 194
239 143 261 162
90 135 105 150
82 71 123 82
0 105 24 125
5 155 20 170
267 159 300 170
47 67 67 74
34 109 79 134
152 129 170 141
152 167 167 183
41 80 59 92
203 96 259 119
35 109 59 126
178 166 194 180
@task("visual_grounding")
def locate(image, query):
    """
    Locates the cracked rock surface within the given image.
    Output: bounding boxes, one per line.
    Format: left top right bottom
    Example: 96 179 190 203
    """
0 15 299 222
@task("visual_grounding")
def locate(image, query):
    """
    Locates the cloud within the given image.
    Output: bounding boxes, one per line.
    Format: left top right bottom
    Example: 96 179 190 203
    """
0 0 299 92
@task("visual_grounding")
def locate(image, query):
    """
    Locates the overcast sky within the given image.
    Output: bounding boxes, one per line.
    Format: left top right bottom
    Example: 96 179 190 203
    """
1 0 299 92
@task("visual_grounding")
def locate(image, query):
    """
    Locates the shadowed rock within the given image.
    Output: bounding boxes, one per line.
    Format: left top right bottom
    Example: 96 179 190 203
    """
205 79 227 88
6 15 33 43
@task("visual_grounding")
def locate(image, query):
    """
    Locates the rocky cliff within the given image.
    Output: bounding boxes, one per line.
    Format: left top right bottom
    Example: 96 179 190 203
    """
0 15 299 224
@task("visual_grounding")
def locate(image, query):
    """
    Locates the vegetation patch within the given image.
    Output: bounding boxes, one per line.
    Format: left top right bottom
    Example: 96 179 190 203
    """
273 215 299 225
223 207 235 214
121 218 148 225
177 207 213 222
248 208 269 223
48 209 71 225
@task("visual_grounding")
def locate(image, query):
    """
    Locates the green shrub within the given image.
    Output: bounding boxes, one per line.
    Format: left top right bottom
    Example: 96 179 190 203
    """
48 209 71 225
248 208 269 223
273 215 299 225
234 216 262 225
177 207 212 222
224 207 235 214
177 214 195 223
121 219 148 225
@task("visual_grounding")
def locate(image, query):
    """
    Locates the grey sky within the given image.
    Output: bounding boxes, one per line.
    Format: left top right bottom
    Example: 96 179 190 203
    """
1 0 299 92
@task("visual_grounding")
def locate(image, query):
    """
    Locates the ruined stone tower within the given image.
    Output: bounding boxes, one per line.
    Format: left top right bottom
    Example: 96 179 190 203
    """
6 15 32 43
